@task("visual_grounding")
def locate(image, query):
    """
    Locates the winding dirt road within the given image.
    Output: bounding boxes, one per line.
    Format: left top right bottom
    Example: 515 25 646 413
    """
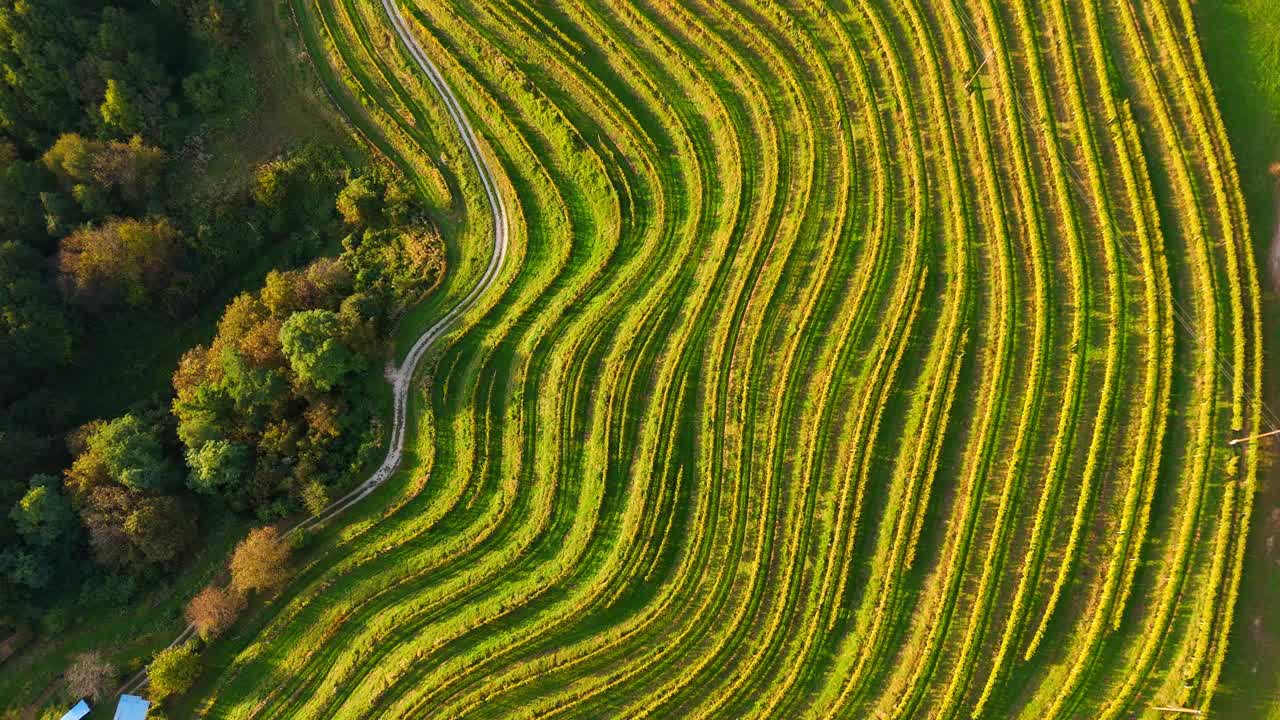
115 0 508 698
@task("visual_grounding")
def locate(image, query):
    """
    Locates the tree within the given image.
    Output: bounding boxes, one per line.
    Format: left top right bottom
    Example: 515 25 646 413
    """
81 483 193 568
185 440 251 496
338 292 383 355
63 444 109 503
0 418 52 497
300 479 330 516
260 271 301 317
229 526 290 595
42 134 99 186
99 79 145 137
10 476 75 548
65 651 115 701
0 159 56 247
87 414 175 493
43 134 166 211
147 642 200 700
123 496 194 565
172 383 233 448
90 136 167 207
81 484 133 567
335 175 383 227
185 584 244 640
279 310 364 391
344 226 445 313
0 548 50 589
218 349 285 421
0 242 73 400
182 52 254 120
185 0 247 47
260 260 349 318
39 190 79 238
0 0 91 147
58 217 183 308
252 146 343 234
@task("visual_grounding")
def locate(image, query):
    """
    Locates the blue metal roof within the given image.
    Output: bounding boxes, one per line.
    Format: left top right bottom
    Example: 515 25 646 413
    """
59 700 91 720
113 694 150 720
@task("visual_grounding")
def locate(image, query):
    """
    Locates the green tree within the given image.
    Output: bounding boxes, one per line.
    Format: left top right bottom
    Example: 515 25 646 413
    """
123 496 194 565
185 0 247 47
147 642 201 700
185 440 251 496
87 414 175 493
0 547 50 589
0 0 92 147
300 479 330 516
0 159 56 247
279 310 364 391
182 52 254 120
219 349 285 422
99 79 145 136
0 242 73 400
39 190 79 238
10 476 74 548
173 383 233 448
335 175 383 227
252 147 341 233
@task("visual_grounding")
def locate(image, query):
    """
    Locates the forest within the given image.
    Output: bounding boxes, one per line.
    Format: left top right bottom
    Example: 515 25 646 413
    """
0 0 443 642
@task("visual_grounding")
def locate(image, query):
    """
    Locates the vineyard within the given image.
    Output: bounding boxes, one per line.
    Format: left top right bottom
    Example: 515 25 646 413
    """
188 0 1263 716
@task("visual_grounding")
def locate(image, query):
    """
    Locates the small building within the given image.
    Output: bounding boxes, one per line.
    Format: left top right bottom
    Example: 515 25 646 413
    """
59 700 91 720
112 694 150 720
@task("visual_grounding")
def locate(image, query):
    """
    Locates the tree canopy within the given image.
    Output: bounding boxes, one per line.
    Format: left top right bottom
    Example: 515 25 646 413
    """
279 309 364 392
185 440 251 496
186 583 244 641
58 217 183 309
0 241 71 400
229 526 291 595
10 476 75 549
87 414 176 493
147 642 201 700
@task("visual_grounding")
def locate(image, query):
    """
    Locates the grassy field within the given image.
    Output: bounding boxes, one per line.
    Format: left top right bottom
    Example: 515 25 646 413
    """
61 0 1274 716
1194 0 1280 717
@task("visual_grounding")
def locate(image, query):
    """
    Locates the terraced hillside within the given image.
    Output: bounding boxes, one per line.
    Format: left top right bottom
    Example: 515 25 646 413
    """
188 0 1263 716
